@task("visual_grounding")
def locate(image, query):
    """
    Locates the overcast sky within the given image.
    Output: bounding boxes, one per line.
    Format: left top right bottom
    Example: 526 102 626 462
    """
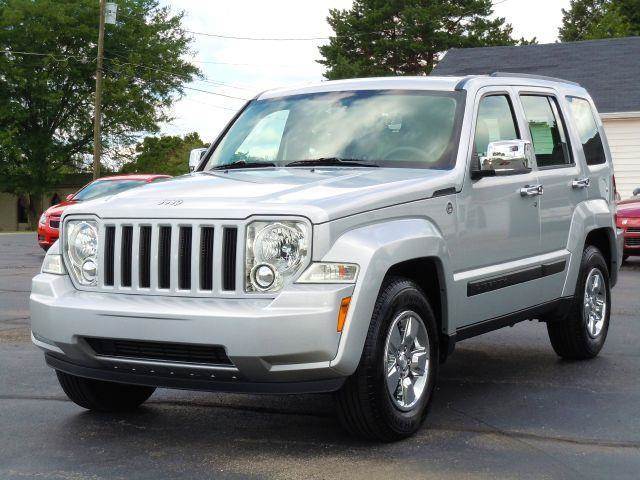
158 0 570 142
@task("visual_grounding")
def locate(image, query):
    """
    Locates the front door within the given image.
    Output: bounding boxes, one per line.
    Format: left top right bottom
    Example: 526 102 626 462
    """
453 88 544 327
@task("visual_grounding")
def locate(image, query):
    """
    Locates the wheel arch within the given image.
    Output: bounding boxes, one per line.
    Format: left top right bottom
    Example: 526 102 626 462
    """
563 200 619 296
320 218 453 376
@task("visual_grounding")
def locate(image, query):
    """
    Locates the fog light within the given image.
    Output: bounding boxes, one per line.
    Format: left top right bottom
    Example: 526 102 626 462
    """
252 263 275 289
81 259 97 283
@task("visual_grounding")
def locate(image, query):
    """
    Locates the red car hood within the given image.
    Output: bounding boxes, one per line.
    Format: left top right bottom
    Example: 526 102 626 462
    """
618 199 640 218
45 200 78 217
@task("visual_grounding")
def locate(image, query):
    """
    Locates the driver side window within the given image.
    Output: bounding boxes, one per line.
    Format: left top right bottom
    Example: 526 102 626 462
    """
474 95 520 160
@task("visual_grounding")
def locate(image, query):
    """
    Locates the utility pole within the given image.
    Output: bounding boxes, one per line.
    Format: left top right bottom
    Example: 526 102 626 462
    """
92 0 107 180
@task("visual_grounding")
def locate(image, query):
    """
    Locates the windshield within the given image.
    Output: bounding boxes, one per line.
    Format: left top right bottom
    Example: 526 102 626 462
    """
203 90 464 170
73 179 148 201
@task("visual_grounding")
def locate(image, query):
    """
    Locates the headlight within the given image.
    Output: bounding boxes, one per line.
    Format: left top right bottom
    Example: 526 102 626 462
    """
245 220 309 292
65 220 98 285
38 213 47 226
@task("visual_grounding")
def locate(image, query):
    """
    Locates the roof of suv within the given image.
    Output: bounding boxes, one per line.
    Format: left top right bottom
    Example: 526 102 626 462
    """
257 74 586 100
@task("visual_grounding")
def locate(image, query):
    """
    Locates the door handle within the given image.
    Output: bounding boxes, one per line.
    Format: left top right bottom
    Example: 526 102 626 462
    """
572 177 590 189
520 184 543 197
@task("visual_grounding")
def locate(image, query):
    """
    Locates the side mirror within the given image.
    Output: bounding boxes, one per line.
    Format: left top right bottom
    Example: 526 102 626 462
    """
633 187 640 197
189 148 207 172
65 194 74 201
472 140 533 179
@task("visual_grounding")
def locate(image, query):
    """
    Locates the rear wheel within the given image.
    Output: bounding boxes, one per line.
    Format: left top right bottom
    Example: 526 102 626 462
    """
547 246 611 359
335 277 438 441
56 371 155 412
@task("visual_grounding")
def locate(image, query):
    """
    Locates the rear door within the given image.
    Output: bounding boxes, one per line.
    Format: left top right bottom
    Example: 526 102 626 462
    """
515 89 584 300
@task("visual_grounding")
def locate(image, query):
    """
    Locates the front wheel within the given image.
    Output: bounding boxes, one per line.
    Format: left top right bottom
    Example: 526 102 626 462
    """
547 245 611 359
335 277 438 441
56 371 155 412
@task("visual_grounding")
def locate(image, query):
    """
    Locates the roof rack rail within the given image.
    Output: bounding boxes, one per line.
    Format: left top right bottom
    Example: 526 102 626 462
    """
490 72 581 87
454 75 485 91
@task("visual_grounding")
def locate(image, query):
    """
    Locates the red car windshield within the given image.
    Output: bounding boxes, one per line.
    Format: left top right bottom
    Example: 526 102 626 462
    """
72 179 147 201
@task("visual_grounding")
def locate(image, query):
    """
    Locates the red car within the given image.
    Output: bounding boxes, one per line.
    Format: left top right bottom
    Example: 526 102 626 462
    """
38 174 170 251
616 187 640 262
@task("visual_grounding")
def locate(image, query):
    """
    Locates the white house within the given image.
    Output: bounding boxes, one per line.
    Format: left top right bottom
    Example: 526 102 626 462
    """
432 37 640 199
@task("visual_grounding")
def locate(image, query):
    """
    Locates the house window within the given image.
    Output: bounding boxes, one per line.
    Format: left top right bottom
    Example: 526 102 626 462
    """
520 95 572 168
567 97 606 166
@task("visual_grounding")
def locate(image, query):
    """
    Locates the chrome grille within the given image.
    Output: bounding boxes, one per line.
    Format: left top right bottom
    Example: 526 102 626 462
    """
97 220 243 297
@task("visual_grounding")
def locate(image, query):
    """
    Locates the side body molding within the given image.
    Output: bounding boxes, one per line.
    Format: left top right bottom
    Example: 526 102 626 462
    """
321 218 451 376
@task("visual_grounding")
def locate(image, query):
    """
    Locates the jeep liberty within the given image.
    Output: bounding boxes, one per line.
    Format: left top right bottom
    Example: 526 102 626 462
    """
31 74 623 441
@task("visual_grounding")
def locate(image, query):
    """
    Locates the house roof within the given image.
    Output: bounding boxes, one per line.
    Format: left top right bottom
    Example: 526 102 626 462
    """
431 36 640 114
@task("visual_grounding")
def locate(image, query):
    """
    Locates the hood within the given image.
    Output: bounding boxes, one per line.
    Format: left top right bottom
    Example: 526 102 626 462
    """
62 167 457 223
618 198 640 218
45 199 78 217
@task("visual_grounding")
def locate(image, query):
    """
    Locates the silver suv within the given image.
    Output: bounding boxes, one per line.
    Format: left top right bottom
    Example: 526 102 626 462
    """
31 74 623 441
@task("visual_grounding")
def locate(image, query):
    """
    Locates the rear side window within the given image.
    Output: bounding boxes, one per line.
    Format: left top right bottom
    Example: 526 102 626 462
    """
567 97 607 166
520 95 572 168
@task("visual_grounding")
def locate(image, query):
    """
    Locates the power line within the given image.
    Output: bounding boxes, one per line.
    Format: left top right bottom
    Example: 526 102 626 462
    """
182 85 251 101
183 2 512 42
104 55 255 93
185 30 329 41
0 50 94 62
98 63 248 111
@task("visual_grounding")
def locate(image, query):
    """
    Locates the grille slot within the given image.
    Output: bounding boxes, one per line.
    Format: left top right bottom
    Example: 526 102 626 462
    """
49 217 60 229
104 226 116 286
178 226 192 290
96 220 242 296
85 338 233 366
627 227 640 234
222 227 238 291
121 226 133 287
200 226 214 290
626 237 640 246
158 226 172 289
139 226 152 288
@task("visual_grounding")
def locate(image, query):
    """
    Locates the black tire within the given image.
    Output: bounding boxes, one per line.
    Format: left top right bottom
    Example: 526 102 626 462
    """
335 276 439 441
547 245 611 360
56 371 155 412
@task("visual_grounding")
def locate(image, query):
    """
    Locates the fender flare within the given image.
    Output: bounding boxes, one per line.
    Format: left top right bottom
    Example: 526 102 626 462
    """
563 199 618 296
321 218 451 376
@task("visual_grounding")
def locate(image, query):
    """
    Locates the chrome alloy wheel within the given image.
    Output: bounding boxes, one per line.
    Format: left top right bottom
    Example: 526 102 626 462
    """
584 268 607 339
383 310 430 411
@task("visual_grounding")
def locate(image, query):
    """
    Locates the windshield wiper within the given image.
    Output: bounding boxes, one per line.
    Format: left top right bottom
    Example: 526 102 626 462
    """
210 160 276 171
285 157 379 168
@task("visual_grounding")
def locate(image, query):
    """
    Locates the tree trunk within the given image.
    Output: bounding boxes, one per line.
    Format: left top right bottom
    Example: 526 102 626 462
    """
27 193 43 231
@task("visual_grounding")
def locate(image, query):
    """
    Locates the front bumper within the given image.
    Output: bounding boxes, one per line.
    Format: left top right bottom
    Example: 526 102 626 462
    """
31 273 354 391
620 223 640 255
36 226 58 250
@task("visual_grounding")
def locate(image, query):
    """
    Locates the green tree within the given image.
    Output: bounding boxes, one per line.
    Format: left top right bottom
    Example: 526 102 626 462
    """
0 0 199 225
120 132 207 176
318 0 533 80
559 0 640 41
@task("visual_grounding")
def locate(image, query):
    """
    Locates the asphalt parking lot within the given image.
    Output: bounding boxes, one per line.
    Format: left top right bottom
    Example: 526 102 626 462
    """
1 232 639 480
